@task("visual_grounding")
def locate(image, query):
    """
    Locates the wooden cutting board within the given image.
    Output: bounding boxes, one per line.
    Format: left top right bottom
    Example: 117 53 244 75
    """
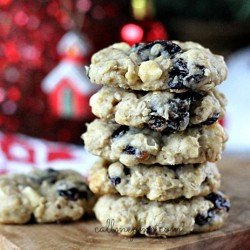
0 155 250 250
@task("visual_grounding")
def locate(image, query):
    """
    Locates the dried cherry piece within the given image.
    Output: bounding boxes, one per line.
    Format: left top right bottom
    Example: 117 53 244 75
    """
112 125 129 139
146 226 156 235
202 113 220 125
58 188 87 201
205 193 230 212
166 111 189 131
123 146 149 161
185 65 205 84
131 40 182 61
123 166 131 176
165 98 190 131
29 168 59 185
44 169 59 184
108 175 121 186
168 59 189 89
148 115 168 131
123 145 136 155
195 210 215 226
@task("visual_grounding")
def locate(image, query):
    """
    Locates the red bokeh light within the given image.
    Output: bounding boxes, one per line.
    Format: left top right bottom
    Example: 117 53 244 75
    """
120 23 144 45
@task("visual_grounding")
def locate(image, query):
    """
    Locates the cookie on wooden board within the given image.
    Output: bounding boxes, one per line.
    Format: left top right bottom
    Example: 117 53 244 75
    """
0 169 96 224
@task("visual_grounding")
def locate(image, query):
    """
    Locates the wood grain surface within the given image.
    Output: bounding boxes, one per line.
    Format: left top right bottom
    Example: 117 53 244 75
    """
0 154 250 250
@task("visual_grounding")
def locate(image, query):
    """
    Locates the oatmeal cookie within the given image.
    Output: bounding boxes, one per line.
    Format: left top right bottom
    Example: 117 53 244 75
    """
82 119 227 166
90 86 227 131
0 169 96 224
88 158 221 201
86 40 227 92
94 192 230 237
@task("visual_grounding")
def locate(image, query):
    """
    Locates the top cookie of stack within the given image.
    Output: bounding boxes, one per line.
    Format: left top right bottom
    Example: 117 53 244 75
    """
86 40 227 92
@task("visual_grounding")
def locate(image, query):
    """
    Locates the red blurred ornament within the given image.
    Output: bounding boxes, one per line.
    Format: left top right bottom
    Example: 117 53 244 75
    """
120 0 168 45
121 20 168 45
0 0 12 7
121 23 144 45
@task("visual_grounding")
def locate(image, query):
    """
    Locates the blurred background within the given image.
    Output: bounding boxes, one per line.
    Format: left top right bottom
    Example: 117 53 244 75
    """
0 0 250 173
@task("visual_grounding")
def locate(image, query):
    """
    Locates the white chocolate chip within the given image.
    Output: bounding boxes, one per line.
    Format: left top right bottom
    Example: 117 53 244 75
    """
0 189 6 197
138 61 162 82
22 186 42 208
113 42 130 51
150 44 162 56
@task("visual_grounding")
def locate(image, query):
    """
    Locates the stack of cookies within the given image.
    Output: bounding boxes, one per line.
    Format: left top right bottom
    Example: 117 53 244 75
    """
82 40 230 237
